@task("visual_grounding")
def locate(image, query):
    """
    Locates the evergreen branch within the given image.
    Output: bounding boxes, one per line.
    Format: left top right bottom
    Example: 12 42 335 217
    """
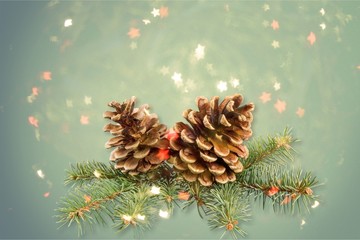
237 166 319 215
113 184 162 233
182 182 207 218
157 177 183 212
202 183 251 239
64 161 124 187
241 127 297 170
55 178 134 236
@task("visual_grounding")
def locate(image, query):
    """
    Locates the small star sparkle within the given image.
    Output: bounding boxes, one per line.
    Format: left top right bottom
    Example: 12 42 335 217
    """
274 99 286 113
171 72 183 87
259 92 271 103
271 40 280 49
159 6 169 18
64 19 72 27
216 81 227 92
263 4 270 11
151 8 160 17
128 28 140 39
273 81 281 91
84 96 92 105
194 44 205 60
80 115 89 125
296 107 305 117
307 32 316 45
271 20 279 30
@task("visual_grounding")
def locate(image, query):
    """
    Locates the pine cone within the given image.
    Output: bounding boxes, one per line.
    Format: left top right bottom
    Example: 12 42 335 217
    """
168 94 254 186
103 97 169 175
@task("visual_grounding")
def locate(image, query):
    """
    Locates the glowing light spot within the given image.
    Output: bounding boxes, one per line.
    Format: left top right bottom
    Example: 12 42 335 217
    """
130 42 137 50
66 99 73 108
37 169 45 179
42 71 52 81
273 81 281 91
43 192 50 198
122 215 132 221
150 185 161 195
274 99 286 113
80 115 89 125
171 72 183 87
307 32 316 45
320 8 325 16
263 4 270 11
194 44 205 60
136 214 146 221
28 116 39 128
320 23 326 30
151 8 160 17
271 40 280 49
229 78 239 88
271 20 279 30
64 19 73 27
301 219 306 226
159 209 169 218
296 107 305 118
142 19 151 25
27 95 36 103
93 170 101 178
259 92 271 103
127 28 140 39
159 6 169 18
216 81 227 92
84 96 92 105
311 200 320 208
32 87 39 96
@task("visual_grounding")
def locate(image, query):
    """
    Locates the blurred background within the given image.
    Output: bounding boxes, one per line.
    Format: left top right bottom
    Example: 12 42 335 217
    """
0 1 359 239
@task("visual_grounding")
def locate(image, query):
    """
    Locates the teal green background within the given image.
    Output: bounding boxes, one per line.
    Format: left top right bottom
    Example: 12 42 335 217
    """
0 1 359 239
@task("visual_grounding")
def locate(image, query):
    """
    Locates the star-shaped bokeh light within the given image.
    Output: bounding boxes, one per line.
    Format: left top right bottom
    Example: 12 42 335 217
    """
274 99 286 113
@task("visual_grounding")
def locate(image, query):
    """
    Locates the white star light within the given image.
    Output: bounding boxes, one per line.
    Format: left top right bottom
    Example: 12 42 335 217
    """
216 81 228 92
263 4 270 12
320 23 326 30
142 19 151 25
37 169 45 179
84 96 92 105
151 8 160 17
194 44 205 60
64 19 73 27
150 185 161 195
320 8 325 16
271 40 280 49
66 99 73 108
171 72 183 87
159 210 169 218
229 77 239 88
311 200 320 208
93 170 102 178
136 214 146 221
274 81 281 91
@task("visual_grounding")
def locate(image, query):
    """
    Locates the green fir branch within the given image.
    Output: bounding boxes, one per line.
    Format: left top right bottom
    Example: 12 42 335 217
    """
202 183 251 239
237 166 320 215
113 184 163 233
55 178 134 236
241 127 297 170
64 161 125 186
